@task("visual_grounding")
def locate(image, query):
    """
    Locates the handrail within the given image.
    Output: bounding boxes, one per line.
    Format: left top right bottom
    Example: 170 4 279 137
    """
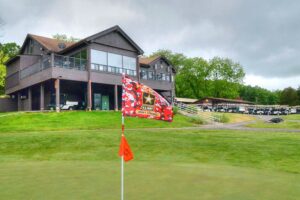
175 102 221 124
54 54 87 71
91 63 137 76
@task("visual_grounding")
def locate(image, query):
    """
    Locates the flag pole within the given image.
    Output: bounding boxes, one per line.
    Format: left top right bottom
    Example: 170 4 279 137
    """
121 73 124 200
121 100 125 200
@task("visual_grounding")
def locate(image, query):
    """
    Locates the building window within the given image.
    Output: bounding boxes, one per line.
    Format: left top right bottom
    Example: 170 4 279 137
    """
108 53 122 68
166 66 170 73
123 56 136 71
91 49 136 76
148 71 154 80
28 39 34 54
166 74 170 82
140 69 147 79
91 49 107 66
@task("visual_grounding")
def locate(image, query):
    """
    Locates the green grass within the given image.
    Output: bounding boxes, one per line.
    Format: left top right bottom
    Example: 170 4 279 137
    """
247 114 300 129
0 112 300 199
0 111 196 132
283 114 300 120
248 120 300 129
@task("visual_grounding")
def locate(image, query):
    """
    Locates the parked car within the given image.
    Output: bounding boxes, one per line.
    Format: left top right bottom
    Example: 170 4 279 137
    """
203 106 212 112
290 108 297 114
247 108 255 114
263 109 271 115
271 109 281 115
237 106 246 113
255 109 264 115
280 109 289 115
61 101 79 110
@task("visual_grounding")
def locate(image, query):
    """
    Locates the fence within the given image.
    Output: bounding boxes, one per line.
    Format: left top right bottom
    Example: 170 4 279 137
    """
175 102 221 124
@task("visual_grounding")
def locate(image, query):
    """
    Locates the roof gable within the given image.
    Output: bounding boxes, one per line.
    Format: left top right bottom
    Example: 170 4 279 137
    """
60 25 144 54
20 34 75 53
139 56 176 73
92 31 137 52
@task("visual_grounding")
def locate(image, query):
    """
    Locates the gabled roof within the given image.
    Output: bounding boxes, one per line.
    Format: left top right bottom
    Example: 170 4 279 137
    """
139 56 160 65
175 97 198 103
19 25 144 55
20 34 76 53
198 97 254 105
60 25 144 54
139 55 176 73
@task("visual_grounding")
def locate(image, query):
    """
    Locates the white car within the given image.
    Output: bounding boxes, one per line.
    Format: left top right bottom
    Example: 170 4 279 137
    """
290 109 297 114
61 101 78 110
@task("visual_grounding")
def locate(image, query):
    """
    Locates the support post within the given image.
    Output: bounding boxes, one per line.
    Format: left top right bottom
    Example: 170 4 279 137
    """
137 56 140 82
87 47 92 111
114 85 118 111
87 80 92 111
28 87 32 111
17 92 21 111
40 83 44 111
55 79 60 112
51 53 55 67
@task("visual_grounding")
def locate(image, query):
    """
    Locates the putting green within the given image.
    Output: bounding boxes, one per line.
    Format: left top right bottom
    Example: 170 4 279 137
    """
0 161 299 200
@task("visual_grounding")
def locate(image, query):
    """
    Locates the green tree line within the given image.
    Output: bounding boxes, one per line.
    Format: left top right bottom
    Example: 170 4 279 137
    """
0 42 20 95
151 50 300 106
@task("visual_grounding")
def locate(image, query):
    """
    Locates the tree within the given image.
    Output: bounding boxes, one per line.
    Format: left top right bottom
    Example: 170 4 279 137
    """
0 43 20 94
280 87 299 106
239 85 280 105
297 86 300 104
209 57 245 98
150 50 245 99
52 34 80 43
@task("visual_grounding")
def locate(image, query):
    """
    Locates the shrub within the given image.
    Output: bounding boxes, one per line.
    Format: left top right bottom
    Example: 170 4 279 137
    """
218 114 230 123
173 106 179 115
188 116 205 125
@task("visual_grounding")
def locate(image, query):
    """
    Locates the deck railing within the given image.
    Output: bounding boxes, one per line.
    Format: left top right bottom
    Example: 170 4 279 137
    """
19 56 52 79
91 63 136 76
54 55 87 71
140 70 171 82
19 55 87 80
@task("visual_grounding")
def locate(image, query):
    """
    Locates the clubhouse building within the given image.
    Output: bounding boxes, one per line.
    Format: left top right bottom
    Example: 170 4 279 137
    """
4 26 176 111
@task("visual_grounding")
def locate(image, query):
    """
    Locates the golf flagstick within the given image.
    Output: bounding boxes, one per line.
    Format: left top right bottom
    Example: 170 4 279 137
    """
121 113 124 200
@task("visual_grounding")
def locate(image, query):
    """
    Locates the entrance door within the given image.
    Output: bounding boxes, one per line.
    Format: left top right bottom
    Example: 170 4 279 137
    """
94 93 101 110
101 95 109 110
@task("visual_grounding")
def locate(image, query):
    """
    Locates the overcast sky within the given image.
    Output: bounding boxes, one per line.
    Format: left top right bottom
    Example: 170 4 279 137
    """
0 0 299 90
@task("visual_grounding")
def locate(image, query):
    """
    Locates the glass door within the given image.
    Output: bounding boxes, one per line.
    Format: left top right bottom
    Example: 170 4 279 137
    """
101 95 109 110
94 93 101 110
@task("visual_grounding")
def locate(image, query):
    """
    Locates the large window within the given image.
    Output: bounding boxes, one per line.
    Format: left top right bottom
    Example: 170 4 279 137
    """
108 53 122 68
123 56 136 70
91 49 136 76
91 49 107 65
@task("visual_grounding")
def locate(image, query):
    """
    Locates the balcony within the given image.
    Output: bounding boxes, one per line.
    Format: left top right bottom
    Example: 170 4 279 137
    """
19 55 87 80
140 70 172 82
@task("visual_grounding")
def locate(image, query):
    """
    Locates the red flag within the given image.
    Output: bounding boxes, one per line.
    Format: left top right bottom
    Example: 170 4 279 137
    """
122 75 173 122
119 135 134 162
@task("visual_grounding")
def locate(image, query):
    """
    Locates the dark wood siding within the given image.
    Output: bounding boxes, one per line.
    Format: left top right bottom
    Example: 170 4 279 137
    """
93 32 137 52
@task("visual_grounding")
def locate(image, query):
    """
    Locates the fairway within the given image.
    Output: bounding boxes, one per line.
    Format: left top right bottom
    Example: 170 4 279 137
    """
0 112 300 199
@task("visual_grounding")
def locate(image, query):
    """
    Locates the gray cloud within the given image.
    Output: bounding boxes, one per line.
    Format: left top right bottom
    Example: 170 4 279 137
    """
1 0 300 81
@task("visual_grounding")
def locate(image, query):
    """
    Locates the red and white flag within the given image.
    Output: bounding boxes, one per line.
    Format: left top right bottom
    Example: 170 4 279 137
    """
121 75 173 122
119 75 173 162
